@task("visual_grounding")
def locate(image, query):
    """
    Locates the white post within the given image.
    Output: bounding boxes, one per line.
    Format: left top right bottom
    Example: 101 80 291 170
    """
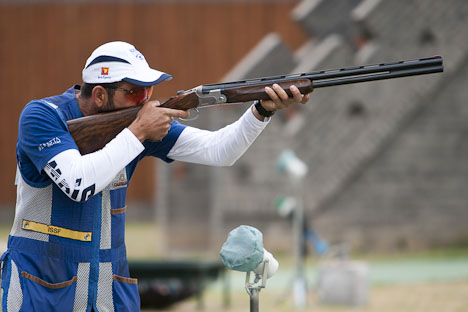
277 150 308 308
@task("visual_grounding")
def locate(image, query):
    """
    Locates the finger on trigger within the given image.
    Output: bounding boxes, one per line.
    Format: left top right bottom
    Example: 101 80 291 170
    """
176 109 189 119
163 107 186 117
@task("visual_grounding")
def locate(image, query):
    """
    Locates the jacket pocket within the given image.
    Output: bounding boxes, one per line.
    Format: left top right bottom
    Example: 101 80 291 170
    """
111 206 126 248
113 274 140 312
20 271 77 312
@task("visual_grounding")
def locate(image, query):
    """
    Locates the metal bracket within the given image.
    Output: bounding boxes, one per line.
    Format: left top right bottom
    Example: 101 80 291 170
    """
245 259 269 294
195 86 227 107
245 260 269 312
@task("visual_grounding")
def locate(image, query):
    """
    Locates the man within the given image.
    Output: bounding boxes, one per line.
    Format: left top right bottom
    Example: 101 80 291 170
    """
0 41 310 311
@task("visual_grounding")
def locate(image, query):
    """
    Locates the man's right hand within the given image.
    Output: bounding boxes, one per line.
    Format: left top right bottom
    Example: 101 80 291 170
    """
128 100 189 142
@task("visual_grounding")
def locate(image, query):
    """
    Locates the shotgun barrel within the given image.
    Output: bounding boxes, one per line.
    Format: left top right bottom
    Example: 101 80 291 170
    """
202 55 443 91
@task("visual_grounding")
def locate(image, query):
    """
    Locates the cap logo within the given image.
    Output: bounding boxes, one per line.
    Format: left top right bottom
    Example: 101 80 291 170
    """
130 48 145 61
101 67 109 75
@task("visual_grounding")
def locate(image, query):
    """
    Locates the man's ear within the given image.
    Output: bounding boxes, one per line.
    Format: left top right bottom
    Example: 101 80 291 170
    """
92 86 107 108
148 86 154 100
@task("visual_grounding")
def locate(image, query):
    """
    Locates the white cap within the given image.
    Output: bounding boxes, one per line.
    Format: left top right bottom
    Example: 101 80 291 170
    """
82 41 172 87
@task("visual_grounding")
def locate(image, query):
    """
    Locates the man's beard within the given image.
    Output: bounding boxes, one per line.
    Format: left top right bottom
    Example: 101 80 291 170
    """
101 95 116 113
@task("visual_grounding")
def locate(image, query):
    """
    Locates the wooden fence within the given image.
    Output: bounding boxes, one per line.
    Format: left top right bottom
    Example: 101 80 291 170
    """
0 1 306 204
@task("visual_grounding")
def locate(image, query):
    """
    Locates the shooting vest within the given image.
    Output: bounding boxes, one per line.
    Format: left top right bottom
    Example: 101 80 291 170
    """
1 168 137 312
1 86 185 312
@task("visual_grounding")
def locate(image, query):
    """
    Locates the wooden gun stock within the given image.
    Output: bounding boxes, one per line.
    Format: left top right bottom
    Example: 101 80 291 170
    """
67 91 200 154
67 106 141 155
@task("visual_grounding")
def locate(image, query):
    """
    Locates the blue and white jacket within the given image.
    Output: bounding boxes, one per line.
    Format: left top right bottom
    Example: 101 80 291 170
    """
1 85 185 312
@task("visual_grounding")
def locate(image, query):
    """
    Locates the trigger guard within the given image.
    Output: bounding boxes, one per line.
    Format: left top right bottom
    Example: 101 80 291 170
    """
179 108 200 122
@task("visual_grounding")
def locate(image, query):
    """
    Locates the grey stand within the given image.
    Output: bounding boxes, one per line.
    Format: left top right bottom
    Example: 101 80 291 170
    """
245 260 269 312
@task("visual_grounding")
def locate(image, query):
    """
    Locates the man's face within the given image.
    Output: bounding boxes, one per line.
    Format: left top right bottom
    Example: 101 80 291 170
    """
103 82 154 112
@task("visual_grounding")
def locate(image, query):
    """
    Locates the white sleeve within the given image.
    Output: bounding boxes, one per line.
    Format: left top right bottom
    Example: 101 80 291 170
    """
43 128 145 202
167 105 270 166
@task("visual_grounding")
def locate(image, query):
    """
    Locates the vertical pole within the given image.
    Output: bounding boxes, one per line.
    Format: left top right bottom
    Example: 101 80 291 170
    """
277 149 308 307
293 179 307 308
249 288 260 312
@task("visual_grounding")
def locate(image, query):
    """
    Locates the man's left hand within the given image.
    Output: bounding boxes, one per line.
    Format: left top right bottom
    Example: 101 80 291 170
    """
253 84 312 120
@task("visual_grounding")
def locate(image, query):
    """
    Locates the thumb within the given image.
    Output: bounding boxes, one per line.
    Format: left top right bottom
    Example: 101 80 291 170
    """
147 100 161 107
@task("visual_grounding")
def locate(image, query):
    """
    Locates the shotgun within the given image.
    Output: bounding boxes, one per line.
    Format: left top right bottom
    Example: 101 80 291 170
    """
68 55 443 154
